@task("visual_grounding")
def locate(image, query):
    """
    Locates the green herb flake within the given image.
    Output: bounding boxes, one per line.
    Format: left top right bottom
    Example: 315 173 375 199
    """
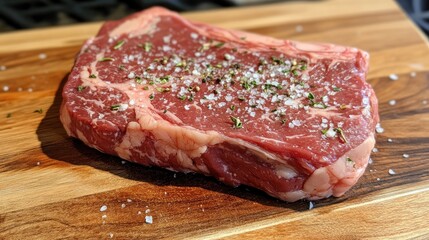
176 61 186 67
281 119 286 125
334 127 348 143
321 129 328 135
144 42 153 52
271 56 283 65
242 81 251 90
311 102 327 109
230 105 235 111
333 86 342 92
238 95 245 101
200 43 210 51
156 87 170 93
179 95 186 101
163 109 168 114
89 74 96 78
118 65 125 71
159 76 170 84
214 42 225 48
113 40 125 50
307 92 315 100
149 94 155 100
292 69 300 76
110 104 120 111
98 57 114 62
77 85 86 92
230 116 243 129
143 86 149 90
34 108 43 114
346 157 355 167
135 76 143 84
259 59 268 65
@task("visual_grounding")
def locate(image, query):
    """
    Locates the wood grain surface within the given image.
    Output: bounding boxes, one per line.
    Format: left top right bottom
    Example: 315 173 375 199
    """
1 0 429 239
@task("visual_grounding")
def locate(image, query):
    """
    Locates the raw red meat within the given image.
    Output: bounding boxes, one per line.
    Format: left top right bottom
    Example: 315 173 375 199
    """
60 7 378 201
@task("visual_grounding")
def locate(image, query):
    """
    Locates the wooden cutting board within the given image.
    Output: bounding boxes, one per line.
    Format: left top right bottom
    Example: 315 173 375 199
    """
1 0 429 239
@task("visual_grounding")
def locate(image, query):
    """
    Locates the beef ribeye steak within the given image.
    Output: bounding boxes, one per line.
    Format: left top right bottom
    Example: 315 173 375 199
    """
60 7 379 202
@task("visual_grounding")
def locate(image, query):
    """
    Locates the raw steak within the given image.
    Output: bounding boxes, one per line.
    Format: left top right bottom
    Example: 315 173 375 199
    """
60 7 379 201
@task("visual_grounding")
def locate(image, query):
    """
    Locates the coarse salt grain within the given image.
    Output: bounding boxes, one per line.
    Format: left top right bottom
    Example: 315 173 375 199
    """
127 199 132 203
325 128 336 138
163 45 171 52
121 203 126 208
389 74 398 81
402 153 410 158
163 35 171 43
119 103 128 111
100 205 107 212
109 233 114 238
372 148 378 153
3 85 9 92
145 216 153 224
387 138 393 142
368 158 373 164
377 178 381 181
388 169 396 175
190 33 198 39
410 72 416 77
127 72 135 79
375 123 384 133
224 53 234 61
375 126 384 133
322 95 329 103
38 53 47 59
308 201 314 210
296 25 304 33
388 100 396 106
423 100 428 105
0 65 6 71
292 119 302 126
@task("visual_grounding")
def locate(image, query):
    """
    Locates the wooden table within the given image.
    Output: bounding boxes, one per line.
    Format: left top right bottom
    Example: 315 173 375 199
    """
1 0 428 238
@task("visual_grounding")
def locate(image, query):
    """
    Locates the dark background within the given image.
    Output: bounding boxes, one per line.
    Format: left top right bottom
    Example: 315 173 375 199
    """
0 0 427 37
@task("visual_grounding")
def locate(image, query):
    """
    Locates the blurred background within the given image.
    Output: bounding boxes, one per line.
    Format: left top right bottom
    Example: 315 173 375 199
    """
0 0 427 37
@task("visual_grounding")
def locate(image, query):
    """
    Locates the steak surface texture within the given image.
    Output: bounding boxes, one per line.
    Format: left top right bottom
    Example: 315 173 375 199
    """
60 7 379 201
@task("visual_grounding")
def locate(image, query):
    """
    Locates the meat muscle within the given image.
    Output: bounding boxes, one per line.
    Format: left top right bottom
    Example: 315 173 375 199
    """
60 7 379 201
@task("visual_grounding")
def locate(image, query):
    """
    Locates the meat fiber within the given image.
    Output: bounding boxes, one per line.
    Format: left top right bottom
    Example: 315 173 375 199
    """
60 7 379 201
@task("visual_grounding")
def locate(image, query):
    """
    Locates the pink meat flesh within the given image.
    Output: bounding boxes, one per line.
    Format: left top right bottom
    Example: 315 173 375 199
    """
60 7 379 201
